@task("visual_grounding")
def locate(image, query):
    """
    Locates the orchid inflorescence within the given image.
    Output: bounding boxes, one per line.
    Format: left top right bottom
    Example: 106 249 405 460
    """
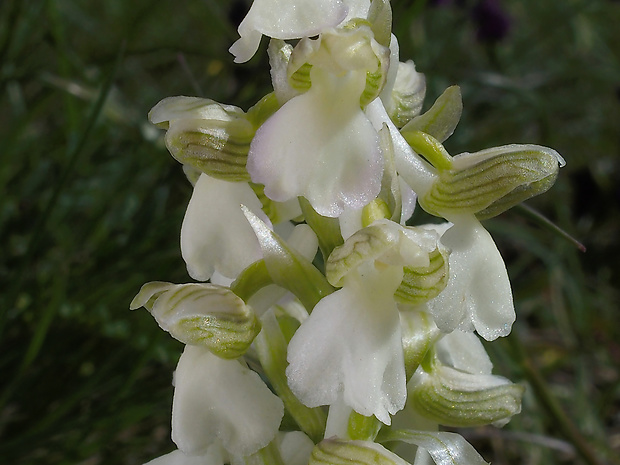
131 1 565 464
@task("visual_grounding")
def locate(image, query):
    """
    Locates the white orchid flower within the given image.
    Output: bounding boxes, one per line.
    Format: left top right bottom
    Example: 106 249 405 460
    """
230 0 348 63
180 174 270 281
171 345 284 458
426 217 515 341
248 26 389 217
286 220 442 424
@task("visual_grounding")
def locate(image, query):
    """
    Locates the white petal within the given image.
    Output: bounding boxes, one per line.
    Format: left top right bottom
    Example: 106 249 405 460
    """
286 266 406 424
230 0 348 63
365 98 436 195
399 177 416 224
143 448 225 465
180 174 269 280
278 432 315 465
435 331 493 375
342 0 371 21
338 206 364 240
248 68 383 217
172 346 284 456
428 218 515 341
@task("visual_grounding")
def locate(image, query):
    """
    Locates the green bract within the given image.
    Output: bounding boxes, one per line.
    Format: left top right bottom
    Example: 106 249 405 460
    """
130 282 261 359
400 311 441 380
401 85 462 143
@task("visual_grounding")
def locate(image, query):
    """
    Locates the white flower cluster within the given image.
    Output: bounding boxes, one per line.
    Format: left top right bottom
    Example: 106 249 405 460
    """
133 1 565 464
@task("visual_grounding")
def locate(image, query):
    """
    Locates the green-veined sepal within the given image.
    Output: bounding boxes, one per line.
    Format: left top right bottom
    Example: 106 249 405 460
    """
130 281 260 359
326 221 440 288
420 144 564 219
409 364 524 427
286 24 390 108
309 439 410 465
149 96 255 182
395 247 449 306
377 430 489 465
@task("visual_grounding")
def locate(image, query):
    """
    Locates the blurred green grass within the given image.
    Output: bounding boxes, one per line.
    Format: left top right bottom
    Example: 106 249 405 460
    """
0 0 618 464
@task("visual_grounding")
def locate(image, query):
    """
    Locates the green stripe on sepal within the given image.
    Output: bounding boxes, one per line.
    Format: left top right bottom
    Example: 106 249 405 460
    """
401 85 462 143
309 439 410 465
149 96 255 182
289 62 313 92
395 248 448 306
420 144 564 219
165 117 253 182
360 38 390 108
409 365 524 427
130 282 260 359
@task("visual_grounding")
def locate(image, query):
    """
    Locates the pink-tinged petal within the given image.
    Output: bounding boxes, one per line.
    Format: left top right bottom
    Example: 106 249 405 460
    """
248 68 382 217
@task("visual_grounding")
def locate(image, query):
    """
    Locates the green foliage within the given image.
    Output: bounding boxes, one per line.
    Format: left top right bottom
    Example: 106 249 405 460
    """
0 0 618 463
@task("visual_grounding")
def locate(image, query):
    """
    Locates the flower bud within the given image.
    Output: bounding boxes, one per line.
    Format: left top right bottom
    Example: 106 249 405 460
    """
409 364 524 427
419 143 564 219
149 96 255 182
309 439 410 465
130 282 260 359
384 60 426 128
